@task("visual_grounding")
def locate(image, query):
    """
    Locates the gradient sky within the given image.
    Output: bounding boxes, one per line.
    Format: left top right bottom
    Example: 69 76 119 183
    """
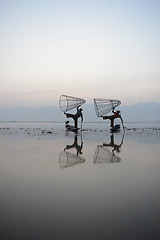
0 0 160 108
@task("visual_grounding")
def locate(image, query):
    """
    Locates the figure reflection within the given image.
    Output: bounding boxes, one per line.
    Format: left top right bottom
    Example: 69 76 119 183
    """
64 133 83 155
94 133 124 163
59 133 85 168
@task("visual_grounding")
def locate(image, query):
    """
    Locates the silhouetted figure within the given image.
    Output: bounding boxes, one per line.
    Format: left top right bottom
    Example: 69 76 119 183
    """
103 108 124 129
64 134 83 155
94 133 124 164
103 133 124 155
64 106 83 129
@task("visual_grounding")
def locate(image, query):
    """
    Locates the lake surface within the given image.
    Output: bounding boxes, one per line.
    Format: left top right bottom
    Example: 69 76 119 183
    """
0 122 160 240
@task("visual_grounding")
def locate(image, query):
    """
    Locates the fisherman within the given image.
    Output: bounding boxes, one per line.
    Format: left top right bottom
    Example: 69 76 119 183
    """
64 134 83 155
64 106 83 129
103 133 124 154
103 107 124 129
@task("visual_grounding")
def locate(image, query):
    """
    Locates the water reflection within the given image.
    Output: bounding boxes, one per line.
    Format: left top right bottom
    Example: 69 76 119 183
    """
1 125 160 240
94 133 124 163
59 132 125 167
64 132 83 154
59 133 85 168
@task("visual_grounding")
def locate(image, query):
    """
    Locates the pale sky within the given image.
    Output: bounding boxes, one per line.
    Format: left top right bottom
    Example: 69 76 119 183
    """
0 0 160 108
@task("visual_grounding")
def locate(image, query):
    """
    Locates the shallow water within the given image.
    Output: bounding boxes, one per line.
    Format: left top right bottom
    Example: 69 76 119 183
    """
0 123 160 240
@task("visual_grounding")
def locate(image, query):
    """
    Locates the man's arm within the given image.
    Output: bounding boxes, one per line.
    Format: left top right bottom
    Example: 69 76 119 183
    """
112 107 115 113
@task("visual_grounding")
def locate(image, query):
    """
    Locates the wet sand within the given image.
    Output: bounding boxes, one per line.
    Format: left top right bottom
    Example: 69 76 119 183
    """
0 122 160 240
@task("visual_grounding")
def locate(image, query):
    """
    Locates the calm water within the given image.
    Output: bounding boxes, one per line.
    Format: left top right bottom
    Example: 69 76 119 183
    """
0 122 160 240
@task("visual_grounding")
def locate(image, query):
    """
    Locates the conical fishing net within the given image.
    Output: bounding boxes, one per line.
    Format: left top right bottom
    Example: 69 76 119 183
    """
94 145 121 163
59 95 86 112
59 151 85 168
94 98 121 117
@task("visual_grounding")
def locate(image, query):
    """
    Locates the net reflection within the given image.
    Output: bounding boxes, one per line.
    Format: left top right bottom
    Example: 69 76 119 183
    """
59 133 85 168
94 133 124 164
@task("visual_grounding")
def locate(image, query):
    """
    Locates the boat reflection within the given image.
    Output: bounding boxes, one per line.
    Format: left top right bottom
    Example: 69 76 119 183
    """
59 133 85 168
94 133 124 163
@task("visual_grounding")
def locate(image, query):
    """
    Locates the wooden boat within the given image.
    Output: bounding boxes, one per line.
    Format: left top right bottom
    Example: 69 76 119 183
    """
65 121 79 132
110 124 121 132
